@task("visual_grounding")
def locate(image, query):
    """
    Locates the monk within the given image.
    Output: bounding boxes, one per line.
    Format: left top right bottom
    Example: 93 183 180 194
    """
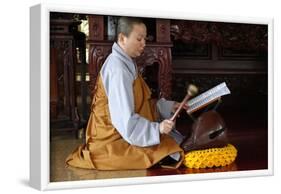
66 17 185 170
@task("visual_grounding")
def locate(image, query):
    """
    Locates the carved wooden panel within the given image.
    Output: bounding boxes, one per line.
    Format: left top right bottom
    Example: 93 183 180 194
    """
218 46 268 60
88 42 112 97
172 41 211 59
171 20 267 51
156 19 170 43
88 15 104 41
50 16 85 132
137 44 173 99
50 47 58 118
50 38 76 121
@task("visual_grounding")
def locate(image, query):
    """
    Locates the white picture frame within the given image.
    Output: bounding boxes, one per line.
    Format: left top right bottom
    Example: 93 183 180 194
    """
30 3 274 191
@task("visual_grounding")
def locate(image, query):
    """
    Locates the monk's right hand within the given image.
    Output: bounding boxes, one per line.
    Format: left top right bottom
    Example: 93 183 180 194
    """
159 119 175 134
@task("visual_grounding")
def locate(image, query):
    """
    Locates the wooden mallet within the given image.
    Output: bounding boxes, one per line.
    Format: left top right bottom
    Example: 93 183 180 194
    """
170 84 198 121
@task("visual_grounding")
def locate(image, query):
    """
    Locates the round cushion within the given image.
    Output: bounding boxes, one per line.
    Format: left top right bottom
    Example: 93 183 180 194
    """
183 144 237 169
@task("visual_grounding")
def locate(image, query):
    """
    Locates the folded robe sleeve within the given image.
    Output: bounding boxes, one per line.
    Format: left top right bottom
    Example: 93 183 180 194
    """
156 98 175 119
101 62 161 147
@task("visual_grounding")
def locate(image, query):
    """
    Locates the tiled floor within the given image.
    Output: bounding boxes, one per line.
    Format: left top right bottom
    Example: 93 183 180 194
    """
50 111 268 182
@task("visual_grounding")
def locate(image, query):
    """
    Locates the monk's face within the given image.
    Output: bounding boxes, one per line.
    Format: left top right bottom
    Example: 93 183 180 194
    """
120 23 147 58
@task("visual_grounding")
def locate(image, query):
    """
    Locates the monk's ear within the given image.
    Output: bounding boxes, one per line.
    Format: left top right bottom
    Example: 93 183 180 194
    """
118 33 127 45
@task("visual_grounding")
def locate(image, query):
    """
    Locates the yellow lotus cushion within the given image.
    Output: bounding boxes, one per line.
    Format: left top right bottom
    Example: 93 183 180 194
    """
183 144 237 169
